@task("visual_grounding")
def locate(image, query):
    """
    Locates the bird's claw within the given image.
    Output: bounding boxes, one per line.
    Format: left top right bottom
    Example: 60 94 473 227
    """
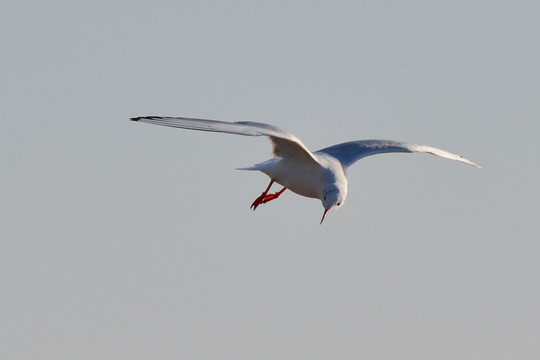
250 188 287 211
250 193 266 211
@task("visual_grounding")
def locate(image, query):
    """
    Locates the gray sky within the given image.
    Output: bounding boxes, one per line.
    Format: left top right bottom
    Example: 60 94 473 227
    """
2 0 539 359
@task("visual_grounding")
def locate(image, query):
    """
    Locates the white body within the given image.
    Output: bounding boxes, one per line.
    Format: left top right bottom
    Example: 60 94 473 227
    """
131 116 479 222
246 154 347 200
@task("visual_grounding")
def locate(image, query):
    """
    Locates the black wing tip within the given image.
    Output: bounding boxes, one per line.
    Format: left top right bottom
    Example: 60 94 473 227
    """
130 116 165 121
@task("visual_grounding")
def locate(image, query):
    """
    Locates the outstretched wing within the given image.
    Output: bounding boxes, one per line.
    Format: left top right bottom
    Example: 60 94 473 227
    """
131 116 319 165
315 140 480 169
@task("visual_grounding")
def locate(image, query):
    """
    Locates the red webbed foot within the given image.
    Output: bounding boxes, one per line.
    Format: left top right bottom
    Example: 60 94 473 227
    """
250 180 287 211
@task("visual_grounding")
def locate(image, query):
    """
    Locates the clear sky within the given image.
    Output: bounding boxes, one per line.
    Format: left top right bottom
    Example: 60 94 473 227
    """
2 0 539 359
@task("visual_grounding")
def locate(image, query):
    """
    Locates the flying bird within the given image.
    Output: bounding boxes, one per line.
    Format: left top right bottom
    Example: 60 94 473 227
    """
131 116 480 223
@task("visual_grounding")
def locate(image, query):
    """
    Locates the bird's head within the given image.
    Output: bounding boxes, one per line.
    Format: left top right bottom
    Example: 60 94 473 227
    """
320 184 347 224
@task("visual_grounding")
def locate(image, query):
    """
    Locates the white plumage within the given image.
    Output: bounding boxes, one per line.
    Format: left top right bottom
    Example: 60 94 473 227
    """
131 116 480 223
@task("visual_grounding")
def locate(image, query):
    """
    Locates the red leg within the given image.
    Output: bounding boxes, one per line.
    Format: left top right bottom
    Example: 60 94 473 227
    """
250 180 274 210
261 186 287 204
250 181 288 211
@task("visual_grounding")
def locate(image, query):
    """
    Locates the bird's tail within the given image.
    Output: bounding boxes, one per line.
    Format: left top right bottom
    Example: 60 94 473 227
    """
236 165 260 171
236 158 276 172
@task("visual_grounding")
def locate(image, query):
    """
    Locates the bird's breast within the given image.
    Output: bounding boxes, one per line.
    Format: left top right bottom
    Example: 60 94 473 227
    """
264 159 321 199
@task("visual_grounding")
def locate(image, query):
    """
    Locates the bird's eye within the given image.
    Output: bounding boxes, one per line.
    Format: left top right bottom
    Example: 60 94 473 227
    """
337 202 341 206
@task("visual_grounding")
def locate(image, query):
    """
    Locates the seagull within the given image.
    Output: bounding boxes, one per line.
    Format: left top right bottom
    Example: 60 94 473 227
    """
131 116 480 223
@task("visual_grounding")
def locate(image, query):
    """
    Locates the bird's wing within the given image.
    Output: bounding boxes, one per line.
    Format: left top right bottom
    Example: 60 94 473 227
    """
131 116 319 165
315 140 480 169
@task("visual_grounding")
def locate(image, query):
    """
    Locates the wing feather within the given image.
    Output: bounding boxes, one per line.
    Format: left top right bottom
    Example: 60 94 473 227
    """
315 140 480 169
131 116 319 165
